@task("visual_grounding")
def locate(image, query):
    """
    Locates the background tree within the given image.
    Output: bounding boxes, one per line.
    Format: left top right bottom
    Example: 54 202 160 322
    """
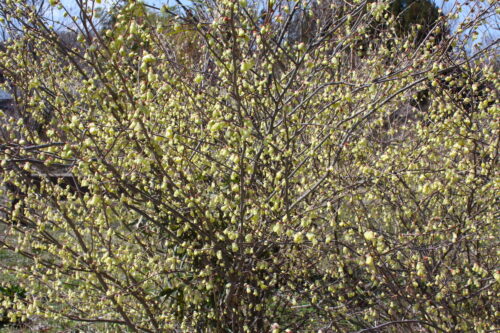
0 0 498 332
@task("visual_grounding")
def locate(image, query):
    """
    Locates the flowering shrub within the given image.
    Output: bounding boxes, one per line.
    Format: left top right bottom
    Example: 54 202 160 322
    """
0 0 498 332
0 283 26 327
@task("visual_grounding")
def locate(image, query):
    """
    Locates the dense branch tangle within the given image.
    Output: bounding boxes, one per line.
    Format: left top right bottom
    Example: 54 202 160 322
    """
0 0 498 332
